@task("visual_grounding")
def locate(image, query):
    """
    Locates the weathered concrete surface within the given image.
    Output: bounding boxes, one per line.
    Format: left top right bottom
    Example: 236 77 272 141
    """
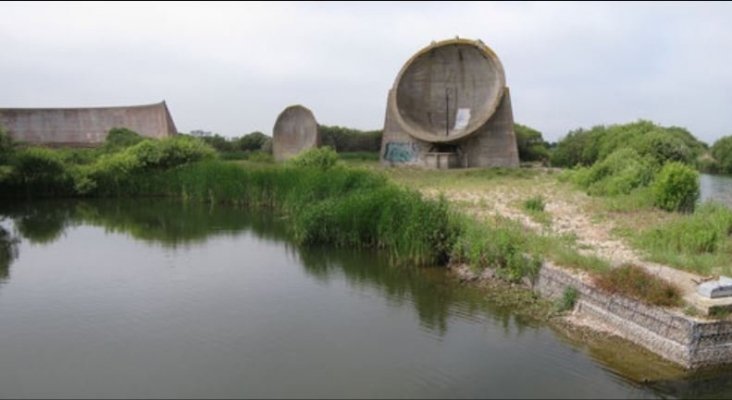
272 105 319 162
536 262 732 369
380 38 519 168
698 276 732 299
0 101 177 146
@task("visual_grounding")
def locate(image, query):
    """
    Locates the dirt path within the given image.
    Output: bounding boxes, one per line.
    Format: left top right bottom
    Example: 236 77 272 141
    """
421 178 717 314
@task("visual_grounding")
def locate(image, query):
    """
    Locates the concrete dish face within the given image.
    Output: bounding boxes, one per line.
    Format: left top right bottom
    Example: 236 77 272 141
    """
393 39 505 143
272 105 319 161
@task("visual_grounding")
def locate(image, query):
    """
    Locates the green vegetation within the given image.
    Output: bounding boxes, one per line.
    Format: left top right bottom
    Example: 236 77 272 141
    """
594 264 682 307
451 216 541 283
288 146 339 170
555 287 579 312
1 118 726 313
571 148 655 196
104 127 145 151
0 225 19 279
710 136 732 174
652 162 699 213
338 152 380 162
0 126 16 165
523 195 546 212
551 120 706 168
0 129 216 197
633 202 732 275
514 123 550 163
319 125 382 152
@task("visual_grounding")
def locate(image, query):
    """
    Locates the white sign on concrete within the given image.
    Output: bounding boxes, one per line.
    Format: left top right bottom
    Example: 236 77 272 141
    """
453 108 471 131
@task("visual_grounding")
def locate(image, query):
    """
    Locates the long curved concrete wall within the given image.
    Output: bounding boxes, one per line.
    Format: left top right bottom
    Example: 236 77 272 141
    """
0 101 177 146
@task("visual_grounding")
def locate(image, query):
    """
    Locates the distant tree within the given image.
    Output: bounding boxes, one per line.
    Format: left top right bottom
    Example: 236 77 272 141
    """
550 120 706 168
0 125 14 164
711 136 732 174
319 125 382 152
236 131 269 152
200 134 235 153
104 128 144 151
514 123 550 162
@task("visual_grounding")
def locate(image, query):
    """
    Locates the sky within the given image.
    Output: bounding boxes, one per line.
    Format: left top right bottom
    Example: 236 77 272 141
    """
1 1 732 144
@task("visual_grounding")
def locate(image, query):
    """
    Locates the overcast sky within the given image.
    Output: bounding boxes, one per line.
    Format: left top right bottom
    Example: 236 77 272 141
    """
2 1 732 143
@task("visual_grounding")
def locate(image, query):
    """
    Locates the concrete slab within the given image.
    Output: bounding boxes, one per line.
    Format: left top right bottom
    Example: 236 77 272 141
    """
698 276 732 299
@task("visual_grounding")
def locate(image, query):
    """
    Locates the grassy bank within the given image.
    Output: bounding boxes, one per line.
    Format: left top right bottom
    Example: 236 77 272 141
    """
0 128 694 307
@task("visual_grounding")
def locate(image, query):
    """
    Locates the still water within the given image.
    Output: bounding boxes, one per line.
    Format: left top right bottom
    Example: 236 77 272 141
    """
1 199 731 398
701 173 732 207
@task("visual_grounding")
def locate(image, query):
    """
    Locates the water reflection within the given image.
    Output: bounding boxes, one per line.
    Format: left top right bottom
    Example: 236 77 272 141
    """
0 199 530 338
3 199 732 398
0 224 19 280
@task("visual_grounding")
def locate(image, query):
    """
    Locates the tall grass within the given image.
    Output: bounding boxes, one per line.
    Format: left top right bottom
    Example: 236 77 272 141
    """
108 161 457 266
634 202 732 275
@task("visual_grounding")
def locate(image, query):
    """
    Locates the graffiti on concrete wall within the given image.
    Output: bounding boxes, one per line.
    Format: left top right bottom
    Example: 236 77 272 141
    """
384 142 418 163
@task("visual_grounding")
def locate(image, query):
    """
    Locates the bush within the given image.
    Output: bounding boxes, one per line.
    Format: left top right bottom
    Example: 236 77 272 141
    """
594 264 682 307
711 136 732 174
551 126 607 167
288 147 339 170
236 131 269 152
13 147 66 181
637 130 693 165
515 123 550 163
551 120 705 168
574 148 655 196
200 134 236 153
653 162 699 212
319 125 382 152
104 128 144 151
10 147 69 194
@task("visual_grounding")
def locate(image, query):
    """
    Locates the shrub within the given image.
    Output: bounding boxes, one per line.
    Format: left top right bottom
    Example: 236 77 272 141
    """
523 195 546 212
711 136 732 174
319 125 382 152
12 147 67 185
653 162 699 212
551 120 705 168
637 130 693 165
236 131 269 151
515 123 550 162
200 134 236 153
104 127 144 151
594 264 682 307
575 148 655 196
129 136 216 170
288 147 339 170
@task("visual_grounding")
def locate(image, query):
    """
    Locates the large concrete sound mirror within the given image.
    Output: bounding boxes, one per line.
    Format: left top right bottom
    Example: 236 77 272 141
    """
272 105 320 162
380 38 519 168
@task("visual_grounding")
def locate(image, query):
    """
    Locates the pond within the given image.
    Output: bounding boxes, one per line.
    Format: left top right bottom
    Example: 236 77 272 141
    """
1 199 731 398
700 173 732 208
